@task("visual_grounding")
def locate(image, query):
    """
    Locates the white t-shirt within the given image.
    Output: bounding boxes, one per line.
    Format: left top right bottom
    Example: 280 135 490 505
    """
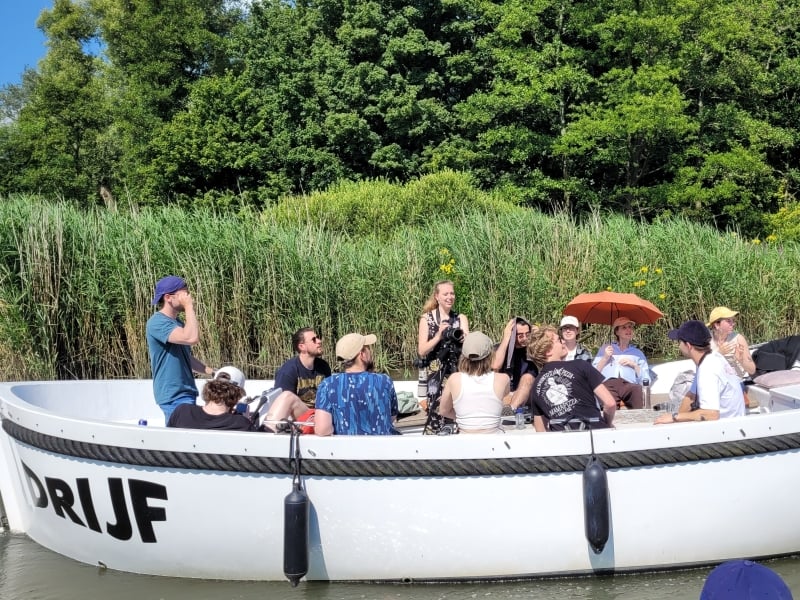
696 351 746 418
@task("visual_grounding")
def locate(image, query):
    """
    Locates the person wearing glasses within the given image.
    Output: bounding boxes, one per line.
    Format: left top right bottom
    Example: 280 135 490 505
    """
707 307 756 380
528 326 616 431
274 327 332 409
314 333 398 436
491 316 538 411
591 317 651 409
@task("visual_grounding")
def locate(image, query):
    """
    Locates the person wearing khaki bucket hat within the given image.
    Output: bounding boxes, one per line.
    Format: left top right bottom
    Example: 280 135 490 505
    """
437 332 511 433
707 306 756 382
591 316 652 409
313 333 399 436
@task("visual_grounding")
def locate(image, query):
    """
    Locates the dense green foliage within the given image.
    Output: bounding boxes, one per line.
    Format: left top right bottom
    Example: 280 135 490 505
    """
1 178 798 381
2 0 800 236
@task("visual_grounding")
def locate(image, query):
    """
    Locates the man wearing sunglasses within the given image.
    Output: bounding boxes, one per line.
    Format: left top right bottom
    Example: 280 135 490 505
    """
274 327 332 408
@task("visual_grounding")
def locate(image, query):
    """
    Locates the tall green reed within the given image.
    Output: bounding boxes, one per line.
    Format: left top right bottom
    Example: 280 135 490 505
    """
0 191 798 381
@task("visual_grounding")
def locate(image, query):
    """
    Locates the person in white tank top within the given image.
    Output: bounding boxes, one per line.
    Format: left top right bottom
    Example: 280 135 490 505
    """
438 332 510 433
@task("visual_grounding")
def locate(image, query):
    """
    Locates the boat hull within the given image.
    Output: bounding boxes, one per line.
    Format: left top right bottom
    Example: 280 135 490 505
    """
2 379 800 581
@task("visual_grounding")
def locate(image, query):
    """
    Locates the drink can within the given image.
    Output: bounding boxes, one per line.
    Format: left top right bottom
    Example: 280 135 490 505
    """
138 419 148 426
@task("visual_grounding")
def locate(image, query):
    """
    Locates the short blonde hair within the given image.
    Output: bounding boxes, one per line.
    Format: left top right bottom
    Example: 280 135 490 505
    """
526 326 558 369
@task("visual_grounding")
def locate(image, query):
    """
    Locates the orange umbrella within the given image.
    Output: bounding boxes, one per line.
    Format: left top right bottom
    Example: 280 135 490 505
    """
563 291 663 326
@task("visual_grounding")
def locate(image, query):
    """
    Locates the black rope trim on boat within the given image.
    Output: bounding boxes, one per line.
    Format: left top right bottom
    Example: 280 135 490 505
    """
4 419 800 477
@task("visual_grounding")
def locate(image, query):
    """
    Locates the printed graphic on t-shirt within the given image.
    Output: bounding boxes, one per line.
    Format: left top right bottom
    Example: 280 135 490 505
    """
297 375 325 406
537 367 578 418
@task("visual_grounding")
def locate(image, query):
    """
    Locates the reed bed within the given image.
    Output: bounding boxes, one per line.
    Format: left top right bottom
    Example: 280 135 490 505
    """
0 193 798 381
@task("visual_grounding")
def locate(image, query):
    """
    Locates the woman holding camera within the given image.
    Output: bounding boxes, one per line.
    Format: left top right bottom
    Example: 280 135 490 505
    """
417 281 470 430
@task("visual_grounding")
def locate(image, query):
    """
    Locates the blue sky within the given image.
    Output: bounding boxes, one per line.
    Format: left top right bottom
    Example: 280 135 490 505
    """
0 2 53 87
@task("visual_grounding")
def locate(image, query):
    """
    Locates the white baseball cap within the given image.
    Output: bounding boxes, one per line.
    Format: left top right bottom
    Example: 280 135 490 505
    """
214 366 246 389
559 315 580 329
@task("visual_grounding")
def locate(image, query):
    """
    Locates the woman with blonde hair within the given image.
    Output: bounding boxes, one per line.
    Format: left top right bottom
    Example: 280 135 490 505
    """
438 332 509 433
416 280 470 431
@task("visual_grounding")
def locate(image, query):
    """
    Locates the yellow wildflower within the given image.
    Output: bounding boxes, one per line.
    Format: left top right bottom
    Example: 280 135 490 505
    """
640 266 649 274
654 268 662 275
659 293 666 300
752 238 761 245
766 234 778 243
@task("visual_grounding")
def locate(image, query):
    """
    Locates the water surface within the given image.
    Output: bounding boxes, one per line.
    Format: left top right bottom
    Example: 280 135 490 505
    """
3 533 799 600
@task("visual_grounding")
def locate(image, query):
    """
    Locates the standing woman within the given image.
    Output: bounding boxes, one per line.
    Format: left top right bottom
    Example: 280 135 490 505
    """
707 307 756 380
417 280 470 431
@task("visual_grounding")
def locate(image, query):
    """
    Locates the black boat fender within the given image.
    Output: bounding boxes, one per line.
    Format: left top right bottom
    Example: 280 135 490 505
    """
582 428 610 554
284 484 309 586
283 424 309 586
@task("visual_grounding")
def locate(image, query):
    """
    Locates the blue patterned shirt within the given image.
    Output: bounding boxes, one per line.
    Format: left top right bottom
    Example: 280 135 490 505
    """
315 372 399 435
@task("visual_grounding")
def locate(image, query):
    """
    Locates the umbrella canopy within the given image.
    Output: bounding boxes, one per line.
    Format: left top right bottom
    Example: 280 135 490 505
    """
563 291 663 326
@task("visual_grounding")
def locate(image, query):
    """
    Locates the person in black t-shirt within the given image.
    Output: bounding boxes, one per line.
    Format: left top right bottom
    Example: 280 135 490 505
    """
491 316 538 411
274 327 332 408
168 378 255 431
527 326 616 432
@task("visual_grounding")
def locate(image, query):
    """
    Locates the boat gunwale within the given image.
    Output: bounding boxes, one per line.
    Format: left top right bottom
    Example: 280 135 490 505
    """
4 418 799 477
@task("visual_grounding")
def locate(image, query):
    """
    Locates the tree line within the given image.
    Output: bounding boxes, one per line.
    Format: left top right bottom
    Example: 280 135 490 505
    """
2 0 800 238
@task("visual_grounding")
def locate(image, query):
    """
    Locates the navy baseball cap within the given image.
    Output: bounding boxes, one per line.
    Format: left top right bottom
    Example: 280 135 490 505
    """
667 319 711 347
151 275 187 305
700 560 793 599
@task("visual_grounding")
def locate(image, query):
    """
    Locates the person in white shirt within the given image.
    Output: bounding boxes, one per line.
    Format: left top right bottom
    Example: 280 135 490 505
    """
655 320 746 424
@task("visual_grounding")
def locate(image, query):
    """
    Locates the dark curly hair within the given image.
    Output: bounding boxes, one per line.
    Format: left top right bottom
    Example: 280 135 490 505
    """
202 379 246 410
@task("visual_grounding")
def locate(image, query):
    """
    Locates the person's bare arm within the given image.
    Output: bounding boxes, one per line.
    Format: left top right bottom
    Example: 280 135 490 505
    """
166 291 200 345
735 334 757 376
492 319 515 371
510 373 534 410
594 382 616 427
418 316 446 357
437 376 457 420
314 409 333 436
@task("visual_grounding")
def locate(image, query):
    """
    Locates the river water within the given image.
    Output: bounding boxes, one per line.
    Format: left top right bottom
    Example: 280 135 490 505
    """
2 533 798 600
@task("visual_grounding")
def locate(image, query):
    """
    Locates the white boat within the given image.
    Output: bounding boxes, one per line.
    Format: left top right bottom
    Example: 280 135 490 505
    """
2 377 800 583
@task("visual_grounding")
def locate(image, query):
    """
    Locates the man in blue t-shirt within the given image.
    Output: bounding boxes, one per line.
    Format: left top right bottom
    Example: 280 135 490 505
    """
314 333 398 436
274 327 331 408
146 275 213 420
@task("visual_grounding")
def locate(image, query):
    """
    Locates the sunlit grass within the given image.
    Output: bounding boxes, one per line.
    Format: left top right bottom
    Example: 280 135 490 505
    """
0 192 798 381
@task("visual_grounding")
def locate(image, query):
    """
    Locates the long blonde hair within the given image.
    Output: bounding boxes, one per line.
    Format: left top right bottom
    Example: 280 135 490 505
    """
421 280 454 314
527 326 558 369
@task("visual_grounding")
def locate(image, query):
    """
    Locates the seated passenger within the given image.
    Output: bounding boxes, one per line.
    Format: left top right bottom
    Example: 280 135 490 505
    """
707 307 756 380
655 320 745 424
274 327 331 408
168 377 255 431
592 317 651 409
491 316 538 412
314 333 399 435
559 316 592 361
528 326 616 431
439 331 511 433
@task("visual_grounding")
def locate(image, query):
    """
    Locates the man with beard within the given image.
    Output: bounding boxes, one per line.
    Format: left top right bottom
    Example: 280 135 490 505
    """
146 275 214 420
528 326 616 431
314 333 399 436
274 327 332 408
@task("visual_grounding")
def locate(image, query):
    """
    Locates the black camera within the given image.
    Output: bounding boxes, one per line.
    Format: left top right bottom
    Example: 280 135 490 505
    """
441 327 465 345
